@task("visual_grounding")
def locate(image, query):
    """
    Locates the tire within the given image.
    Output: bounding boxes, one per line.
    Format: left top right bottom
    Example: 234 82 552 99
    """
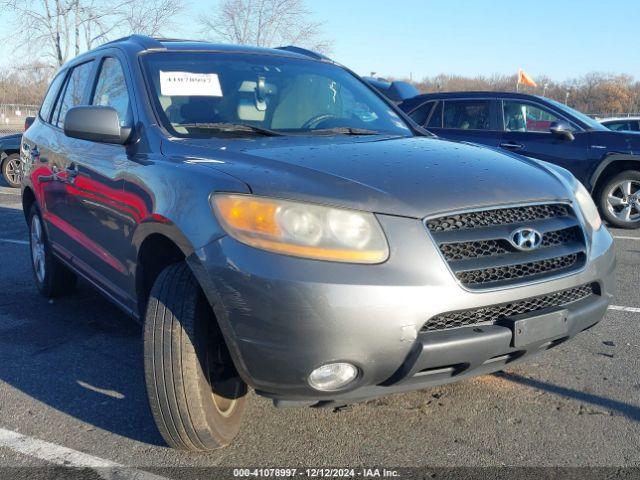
2 153 22 188
28 205 78 297
143 262 247 451
597 170 640 229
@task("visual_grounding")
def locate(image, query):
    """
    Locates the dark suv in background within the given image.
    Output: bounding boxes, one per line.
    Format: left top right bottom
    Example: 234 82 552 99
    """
400 92 640 229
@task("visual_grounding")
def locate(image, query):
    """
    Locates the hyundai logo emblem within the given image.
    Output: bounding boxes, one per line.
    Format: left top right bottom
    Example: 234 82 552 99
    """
510 228 543 251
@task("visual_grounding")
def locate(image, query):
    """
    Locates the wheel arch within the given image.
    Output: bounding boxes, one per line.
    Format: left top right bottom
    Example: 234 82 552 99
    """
134 224 192 318
590 154 640 195
133 226 251 387
1 148 19 159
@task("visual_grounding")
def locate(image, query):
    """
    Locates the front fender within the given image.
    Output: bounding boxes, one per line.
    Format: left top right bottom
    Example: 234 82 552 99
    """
124 156 250 257
589 153 640 192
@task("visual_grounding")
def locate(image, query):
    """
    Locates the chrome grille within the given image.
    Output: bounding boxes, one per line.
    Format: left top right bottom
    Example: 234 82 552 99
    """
422 284 597 332
427 204 586 289
427 204 571 232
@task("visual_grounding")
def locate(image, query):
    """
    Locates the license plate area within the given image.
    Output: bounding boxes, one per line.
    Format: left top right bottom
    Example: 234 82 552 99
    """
501 308 569 347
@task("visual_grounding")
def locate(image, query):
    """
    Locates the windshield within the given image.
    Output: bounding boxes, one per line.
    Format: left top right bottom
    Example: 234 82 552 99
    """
544 97 608 131
141 52 412 138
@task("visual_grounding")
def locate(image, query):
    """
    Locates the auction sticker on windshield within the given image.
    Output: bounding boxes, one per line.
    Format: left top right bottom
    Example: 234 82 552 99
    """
159 71 223 96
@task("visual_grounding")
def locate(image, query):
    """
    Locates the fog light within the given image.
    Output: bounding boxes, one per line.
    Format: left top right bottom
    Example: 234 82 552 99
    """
308 362 359 391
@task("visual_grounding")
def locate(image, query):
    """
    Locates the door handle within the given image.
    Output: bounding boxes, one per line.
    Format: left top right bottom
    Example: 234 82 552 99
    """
499 142 524 150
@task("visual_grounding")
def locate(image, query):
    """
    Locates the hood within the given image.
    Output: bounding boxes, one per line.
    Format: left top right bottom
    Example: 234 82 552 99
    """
162 135 572 218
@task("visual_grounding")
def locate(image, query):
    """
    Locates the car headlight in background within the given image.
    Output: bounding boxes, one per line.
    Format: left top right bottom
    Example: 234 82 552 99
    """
211 194 389 263
574 181 602 231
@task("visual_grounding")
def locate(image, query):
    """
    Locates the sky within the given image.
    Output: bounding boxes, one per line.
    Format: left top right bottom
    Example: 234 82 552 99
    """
1 0 638 82
304 0 640 81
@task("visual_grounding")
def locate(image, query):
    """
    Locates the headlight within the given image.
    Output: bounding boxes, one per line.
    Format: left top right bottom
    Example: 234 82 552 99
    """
211 194 389 263
574 181 602 231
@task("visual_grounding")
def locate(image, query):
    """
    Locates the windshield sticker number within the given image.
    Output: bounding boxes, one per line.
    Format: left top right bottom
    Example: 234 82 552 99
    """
160 71 223 97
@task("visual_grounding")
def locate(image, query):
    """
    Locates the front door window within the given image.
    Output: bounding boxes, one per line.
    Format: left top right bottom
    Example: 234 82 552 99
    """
503 101 566 133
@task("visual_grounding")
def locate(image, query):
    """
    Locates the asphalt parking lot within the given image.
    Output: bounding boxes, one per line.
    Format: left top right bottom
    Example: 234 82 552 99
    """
0 182 639 478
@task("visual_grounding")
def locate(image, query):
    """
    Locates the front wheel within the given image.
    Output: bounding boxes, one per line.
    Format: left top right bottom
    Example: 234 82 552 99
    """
598 171 640 229
143 262 247 451
2 153 22 188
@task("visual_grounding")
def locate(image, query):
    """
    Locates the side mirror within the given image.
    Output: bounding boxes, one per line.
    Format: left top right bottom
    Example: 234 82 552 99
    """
549 121 575 141
64 106 131 144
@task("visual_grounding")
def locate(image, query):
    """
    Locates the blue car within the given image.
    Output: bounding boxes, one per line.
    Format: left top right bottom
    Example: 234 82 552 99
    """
399 91 640 229
1 116 34 187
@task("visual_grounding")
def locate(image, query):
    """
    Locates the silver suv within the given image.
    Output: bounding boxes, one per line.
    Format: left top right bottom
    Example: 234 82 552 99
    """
20 36 616 451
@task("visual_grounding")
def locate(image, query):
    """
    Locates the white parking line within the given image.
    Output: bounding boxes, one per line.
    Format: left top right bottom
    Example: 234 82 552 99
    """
0 238 28 245
613 235 640 241
0 427 170 480
609 305 640 314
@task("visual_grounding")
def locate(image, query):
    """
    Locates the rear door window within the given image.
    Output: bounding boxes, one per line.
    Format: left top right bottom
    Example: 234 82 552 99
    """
443 100 490 130
53 61 95 128
39 73 66 123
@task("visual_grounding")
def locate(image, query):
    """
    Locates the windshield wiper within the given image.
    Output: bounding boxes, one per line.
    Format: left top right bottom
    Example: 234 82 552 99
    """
305 127 382 136
176 122 284 136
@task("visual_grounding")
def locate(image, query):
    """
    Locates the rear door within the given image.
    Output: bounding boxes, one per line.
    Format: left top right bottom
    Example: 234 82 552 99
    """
498 98 591 182
425 98 501 147
31 60 96 256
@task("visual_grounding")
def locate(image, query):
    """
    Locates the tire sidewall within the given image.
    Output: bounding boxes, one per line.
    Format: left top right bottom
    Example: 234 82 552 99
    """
598 170 640 229
192 301 247 443
143 263 247 450
28 205 55 296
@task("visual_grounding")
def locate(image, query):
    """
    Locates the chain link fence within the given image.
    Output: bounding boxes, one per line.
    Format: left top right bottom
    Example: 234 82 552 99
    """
589 112 640 120
0 104 39 135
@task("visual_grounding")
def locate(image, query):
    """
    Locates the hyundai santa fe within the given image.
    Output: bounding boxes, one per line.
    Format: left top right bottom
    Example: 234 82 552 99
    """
20 36 616 451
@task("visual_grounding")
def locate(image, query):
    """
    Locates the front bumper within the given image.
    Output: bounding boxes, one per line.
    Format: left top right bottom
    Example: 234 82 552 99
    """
188 214 616 407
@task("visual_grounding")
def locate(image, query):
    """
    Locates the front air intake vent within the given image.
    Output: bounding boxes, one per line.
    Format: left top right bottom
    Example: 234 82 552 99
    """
422 283 598 332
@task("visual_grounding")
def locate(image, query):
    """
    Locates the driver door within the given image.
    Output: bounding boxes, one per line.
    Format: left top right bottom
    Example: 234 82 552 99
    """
498 99 591 182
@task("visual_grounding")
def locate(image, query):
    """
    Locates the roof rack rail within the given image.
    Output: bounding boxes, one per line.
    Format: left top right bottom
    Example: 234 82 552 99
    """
102 35 166 50
151 37 206 43
276 46 330 61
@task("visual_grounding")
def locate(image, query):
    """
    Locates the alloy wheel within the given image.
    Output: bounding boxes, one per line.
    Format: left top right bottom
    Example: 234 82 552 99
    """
4 157 22 186
606 179 640 224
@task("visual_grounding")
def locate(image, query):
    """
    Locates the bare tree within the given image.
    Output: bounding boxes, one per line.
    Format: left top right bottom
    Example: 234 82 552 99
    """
0 0 72 66
118 0 186 37
199 0 332 53
0 0 186 68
